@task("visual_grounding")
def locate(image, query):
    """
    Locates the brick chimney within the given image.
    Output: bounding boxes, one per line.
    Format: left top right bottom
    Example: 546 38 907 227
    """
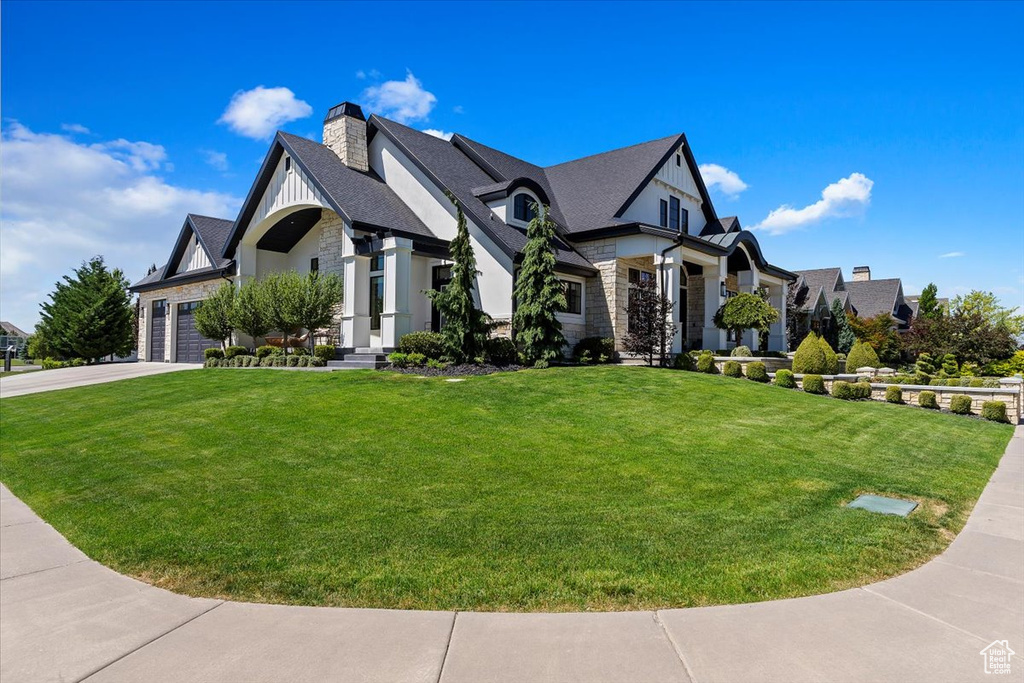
322 102 368 172
852 266 871 282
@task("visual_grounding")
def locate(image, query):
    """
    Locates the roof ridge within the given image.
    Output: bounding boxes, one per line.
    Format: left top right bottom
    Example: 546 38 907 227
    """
544 133 682 170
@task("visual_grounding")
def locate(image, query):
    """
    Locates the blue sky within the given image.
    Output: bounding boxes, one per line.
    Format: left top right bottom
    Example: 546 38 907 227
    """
2 1 1022 329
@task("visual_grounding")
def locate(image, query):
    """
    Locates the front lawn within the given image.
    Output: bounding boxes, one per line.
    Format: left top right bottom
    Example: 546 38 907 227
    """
0 367 1013 611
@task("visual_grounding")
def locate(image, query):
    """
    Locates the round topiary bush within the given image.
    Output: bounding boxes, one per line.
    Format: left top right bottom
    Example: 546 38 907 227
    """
485 336 519 365
885 385 903 404
673 352 694 371
746 361 769 382
792 333 827 374
723 360 743 378
696 351 717 374
803 374 826 394
949 394 973 415
855 381 873 399
832 380 854 400
398 331 449 360
846 340 880 372
919 390 938 409
204 348 224 360
731 345 752 357
818 335 839 374
981 401 1009 423
775 368 797 388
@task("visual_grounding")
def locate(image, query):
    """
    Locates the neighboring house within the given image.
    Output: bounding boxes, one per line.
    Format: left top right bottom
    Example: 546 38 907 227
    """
904 292 949 318
0 321 30 355
790 265 913 345
131 100 795 363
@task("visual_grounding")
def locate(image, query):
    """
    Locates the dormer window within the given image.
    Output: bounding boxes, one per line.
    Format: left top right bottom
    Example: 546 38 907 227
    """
513 193 537 223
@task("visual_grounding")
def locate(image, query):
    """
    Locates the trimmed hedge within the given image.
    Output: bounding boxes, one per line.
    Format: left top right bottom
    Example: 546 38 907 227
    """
774 369 796 388
486 336 519 365
792 333 827 374
854 381 872 399
573 337 615 364
314 345 335 364
256 345 281 360
673 352 694 371
846 340 879 371
819 336 839 375
204 348 224 360
919 390 938 409
949 394 973 415
723 360 743 378
731 345 752 357
832 380 854 400
746 361 769 382
397 331 448 360
981 401 1009 423
696 351 717 374
224 345 248 360
885 386 903 404
803 374 826 394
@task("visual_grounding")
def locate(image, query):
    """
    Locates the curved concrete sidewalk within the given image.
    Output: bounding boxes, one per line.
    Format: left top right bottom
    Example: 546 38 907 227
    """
0 362 197 398
2 428 1021 683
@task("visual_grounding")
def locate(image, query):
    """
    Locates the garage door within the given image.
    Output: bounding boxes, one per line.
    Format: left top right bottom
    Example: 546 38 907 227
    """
175 301 220 363
150 300 166 362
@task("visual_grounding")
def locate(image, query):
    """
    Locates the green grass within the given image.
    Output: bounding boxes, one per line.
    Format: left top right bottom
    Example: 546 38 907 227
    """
0 367 1013 611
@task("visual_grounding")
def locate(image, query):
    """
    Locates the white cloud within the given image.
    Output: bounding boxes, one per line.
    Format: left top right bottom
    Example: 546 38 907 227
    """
939 251 965 258
355 69 380 80
61 123 90 134
355 70 366 79
361 71 436 123
751 172 874 235
202 149 229 172
422 129 453 141
0 122 241 328
699 163 748 197
453 105 464 114
218 86 313 139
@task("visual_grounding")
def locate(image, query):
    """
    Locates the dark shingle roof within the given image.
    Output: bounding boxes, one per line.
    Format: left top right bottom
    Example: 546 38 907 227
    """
793 268 844 313
0 321 30 338
188 214 234 269
700 216 740 236
844 278 904 320
370 116 595 272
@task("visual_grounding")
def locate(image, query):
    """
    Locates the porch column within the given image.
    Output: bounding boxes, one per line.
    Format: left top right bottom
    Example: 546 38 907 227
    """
769 282 788 352
237 243 256 287
656 250 683 354
702 257 727 350
340 224 370 350
738 270 760 351
381 236 413 350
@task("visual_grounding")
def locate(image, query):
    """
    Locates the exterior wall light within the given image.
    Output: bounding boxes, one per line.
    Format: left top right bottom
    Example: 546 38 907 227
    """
720 281 727 298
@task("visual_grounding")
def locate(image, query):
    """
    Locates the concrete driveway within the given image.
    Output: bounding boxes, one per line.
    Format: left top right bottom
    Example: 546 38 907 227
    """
1 428 1021 683
0 362 198 398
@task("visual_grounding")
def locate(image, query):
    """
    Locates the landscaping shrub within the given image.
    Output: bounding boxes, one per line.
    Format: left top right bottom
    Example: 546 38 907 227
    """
723 360 743 378
885 386 903 404
855 382 873 399
243 355 256 367
673 352 694 371
916 353 938 375
573 337 615 364
272 356 287 367
313 345 335 364
982 378 1001 388
915 372 932 386
291 347 309 356
949 394 973 415
919 390 938 409
256 345 281 360
696 351 717 374
746 361 769 382
204 348 224 360
426 358 447 370
802 374 826 394
846 340 880 371
941 354 959 377
930 378 948 386
774 368 796 388
297 356 311 367
969 378 985 388
486 337 519 365
793 333 827 374
406 353 426 367
731 345 752 357
388 352 409 368
286 355 300 367
818 335 839 374
832 381 854 400
258 356 273 367
224 345 248 360
981 401 1009 423
533 359 550 369
310 358 325 367
398 331 449 360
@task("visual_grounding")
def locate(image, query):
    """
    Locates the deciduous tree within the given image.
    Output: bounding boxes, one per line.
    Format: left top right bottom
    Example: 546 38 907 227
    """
713 291 779 350
193 282 236 350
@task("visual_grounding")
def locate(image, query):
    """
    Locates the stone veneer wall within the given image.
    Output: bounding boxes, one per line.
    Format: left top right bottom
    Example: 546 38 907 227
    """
138 278 228 362
614 256 655 352
316 210 345 278
573 241 616 341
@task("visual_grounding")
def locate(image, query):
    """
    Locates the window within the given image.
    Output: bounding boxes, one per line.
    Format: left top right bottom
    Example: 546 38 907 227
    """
562 280 582 315
676 154 681 167
669 197 680 231
369 254 384 331
681 207 689 233
310 257 319 273
659 199 668 228
371 253 385 271
513 193 537 222
285 157 291 172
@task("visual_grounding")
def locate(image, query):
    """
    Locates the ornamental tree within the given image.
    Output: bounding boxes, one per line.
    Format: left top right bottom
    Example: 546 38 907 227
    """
512 202 566 364
426 192 492 362
230 278 272 349
193 282 236 350
949 290 1024 336
622 275 675 366
38 256 134 362
829 298 856 354
846 339 880 370
293 271 343 353
260 270 304 356
713 291 780 349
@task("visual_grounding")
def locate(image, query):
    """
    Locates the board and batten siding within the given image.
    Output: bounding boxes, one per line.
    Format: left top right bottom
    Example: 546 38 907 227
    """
620 144 707 236
173 234 212 275
246 154 328 234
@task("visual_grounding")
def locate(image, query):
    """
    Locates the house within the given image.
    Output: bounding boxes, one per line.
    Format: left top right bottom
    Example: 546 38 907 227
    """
131 100 796 363
790 265 914 345
0 321 30 356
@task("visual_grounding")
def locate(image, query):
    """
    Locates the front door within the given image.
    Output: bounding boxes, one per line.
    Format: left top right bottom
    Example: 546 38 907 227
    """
431 265 452 333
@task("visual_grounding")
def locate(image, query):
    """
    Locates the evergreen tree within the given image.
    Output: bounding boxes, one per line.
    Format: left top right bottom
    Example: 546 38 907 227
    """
830 298 856 354
39 256 133 362
426 193 492 362
512 202 567 364
193 282 236 350
917 283 941 319
231 278 272 349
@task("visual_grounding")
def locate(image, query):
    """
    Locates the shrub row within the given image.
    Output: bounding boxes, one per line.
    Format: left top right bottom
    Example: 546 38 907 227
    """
574 337 616 364
832 380 872 400
388 352 448 370
41 357 87 369
204 355 324 368
872 374 1001 388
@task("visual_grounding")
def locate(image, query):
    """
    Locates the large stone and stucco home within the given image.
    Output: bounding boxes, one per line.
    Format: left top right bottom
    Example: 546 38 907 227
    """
131 100 796 363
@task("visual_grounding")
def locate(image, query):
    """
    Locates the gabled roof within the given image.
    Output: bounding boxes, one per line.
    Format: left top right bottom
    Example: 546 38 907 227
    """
0 321 30 338
130 214 236 292
222 132 437 260
701 216 740 236
693 231 796 280
844 278 904 321
369 116 596 274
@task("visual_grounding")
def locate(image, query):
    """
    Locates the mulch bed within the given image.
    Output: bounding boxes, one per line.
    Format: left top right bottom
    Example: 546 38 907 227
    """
382 363 524 377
